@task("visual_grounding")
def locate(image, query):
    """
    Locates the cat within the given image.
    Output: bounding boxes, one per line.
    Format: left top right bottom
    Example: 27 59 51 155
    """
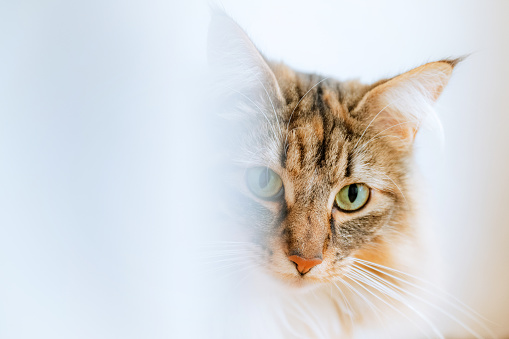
201 10 492 339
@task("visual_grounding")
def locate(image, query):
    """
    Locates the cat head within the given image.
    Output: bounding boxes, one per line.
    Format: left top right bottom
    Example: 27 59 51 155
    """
208 11 457 288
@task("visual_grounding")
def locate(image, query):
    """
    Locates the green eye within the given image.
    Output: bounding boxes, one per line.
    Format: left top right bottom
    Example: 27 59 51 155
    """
335 183 370 211
246 167 283 199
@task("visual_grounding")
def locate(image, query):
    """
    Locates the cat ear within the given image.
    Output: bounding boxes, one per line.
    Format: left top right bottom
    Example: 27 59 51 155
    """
357 59 459 145
207 10 284 120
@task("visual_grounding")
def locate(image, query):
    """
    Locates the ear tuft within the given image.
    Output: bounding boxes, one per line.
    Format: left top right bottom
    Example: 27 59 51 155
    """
439 56 467 68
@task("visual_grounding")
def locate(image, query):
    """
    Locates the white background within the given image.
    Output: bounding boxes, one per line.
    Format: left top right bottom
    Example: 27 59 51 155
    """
1 0 508 338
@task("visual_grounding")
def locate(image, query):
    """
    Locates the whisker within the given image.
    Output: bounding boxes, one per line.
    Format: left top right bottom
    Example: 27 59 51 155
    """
351 263 486 339
352 258 495 330
201 255 260 265
220 260 261 286
197 251 258 258
230 262 259 289
273 306 309 339
347 269 438 339
197 241 252 245
338 276 386 328
202 258 255 274
329 279 355 333
198 249 256 255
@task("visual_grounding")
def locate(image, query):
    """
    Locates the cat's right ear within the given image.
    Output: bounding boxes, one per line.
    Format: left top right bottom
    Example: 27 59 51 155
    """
207 10 284 120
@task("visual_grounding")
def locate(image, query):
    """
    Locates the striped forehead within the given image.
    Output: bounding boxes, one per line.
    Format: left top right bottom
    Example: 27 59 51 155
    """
281 84 354 185
237 75 367 183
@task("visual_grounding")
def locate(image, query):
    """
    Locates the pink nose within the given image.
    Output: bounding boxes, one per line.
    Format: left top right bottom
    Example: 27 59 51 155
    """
288 255 323 275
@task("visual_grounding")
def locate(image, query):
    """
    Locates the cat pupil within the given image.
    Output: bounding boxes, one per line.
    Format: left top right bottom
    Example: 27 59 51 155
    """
348 184 358 203
259 170 270 188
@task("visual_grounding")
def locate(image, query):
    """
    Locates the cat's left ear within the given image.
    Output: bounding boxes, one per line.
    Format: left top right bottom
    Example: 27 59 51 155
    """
207 10 284 120
357 59 460 145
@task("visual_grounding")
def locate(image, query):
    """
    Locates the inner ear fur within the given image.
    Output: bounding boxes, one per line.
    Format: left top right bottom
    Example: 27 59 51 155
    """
355 59 459 145
208 10 284 121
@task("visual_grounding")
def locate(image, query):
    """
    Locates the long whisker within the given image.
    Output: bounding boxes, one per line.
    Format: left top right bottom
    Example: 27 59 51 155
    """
273 306 309 339
352 258 495 328
338 276 386 328
198 241 253 245
331 280 354 316
330 279 355 332
202 259 251 272
223 260 263 289
351 263 486 339
198 246 253 251
198 248 257 254
347 269 438 339
207 261 261 283
201 255 261 265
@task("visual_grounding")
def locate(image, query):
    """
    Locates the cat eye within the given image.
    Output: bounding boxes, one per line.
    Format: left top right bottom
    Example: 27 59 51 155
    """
246 167 283 200
335 183 370 212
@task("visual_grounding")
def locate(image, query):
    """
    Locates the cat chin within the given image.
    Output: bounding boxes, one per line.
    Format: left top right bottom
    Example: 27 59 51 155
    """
266 272 327 293
247 264 323 293
283 278 325 292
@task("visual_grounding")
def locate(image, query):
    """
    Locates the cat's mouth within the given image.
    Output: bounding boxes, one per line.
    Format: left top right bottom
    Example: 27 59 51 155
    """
264 271 321 290
268 260 333 288
264 249 353 289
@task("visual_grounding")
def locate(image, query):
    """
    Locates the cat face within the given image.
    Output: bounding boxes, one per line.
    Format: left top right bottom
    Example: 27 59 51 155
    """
209 12 455 288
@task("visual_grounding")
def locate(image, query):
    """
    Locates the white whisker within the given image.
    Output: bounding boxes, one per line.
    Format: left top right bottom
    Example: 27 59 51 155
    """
329 279 356 332
338 276 386 328
347 269 438 339
352 258 495 332
351 262 486 339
